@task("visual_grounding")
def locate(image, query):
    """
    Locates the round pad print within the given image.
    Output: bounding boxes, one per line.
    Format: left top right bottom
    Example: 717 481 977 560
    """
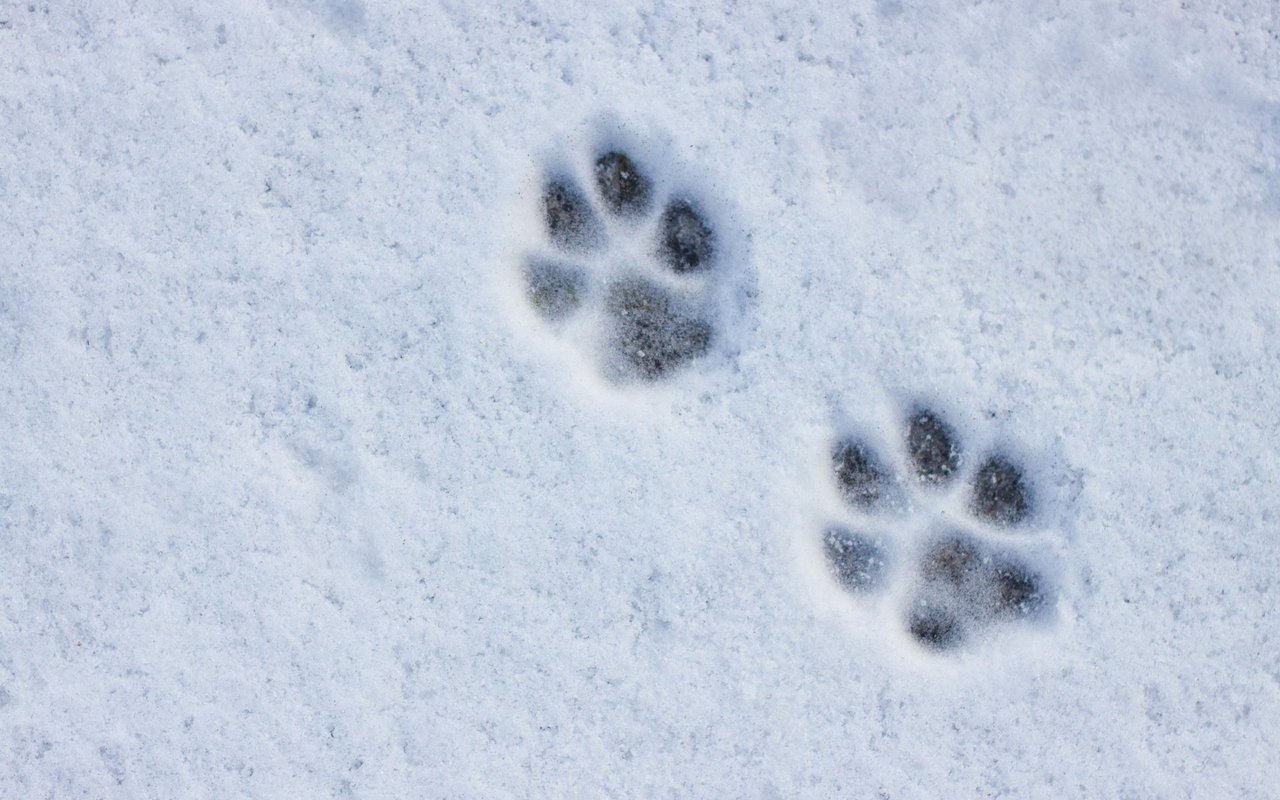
515 122 748 385
813 403 1064 655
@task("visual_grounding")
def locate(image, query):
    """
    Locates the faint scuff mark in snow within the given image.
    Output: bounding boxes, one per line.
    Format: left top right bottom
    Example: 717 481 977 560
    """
284 0 367 38
249 381 360 493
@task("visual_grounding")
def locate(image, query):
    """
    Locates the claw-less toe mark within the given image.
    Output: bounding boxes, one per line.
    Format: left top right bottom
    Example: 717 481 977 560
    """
523 260 587 321
970 454 1032 527
594 151 652 217
907 408 961 486
542 179 602 251
658 200 715 274
822 526 887 593
832 438 890 511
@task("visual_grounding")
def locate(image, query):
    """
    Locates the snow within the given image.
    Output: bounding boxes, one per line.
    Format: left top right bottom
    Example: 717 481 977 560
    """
2 1 1279 797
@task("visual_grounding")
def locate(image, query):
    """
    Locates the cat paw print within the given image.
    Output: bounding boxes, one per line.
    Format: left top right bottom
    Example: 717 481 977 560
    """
516 124 746 384
817 405 1059 653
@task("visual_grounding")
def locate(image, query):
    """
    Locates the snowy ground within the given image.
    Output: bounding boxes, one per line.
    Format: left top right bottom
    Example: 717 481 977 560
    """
2 1 1279 797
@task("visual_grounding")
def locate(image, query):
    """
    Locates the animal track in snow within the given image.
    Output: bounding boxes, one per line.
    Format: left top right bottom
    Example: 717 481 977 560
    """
516 122 746 385
814 403 1061 654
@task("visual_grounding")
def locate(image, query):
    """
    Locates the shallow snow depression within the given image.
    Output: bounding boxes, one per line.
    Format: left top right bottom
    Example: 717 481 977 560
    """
2 1 1279 797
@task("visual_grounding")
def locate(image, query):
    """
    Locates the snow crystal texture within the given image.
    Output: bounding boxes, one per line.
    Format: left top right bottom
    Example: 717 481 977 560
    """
2 1 1279 797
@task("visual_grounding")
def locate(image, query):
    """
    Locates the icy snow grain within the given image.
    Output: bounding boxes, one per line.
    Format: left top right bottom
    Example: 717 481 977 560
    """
1 1 1278 798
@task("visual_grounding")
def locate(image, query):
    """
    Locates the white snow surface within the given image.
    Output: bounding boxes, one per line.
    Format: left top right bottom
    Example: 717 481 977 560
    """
2 1 1279 797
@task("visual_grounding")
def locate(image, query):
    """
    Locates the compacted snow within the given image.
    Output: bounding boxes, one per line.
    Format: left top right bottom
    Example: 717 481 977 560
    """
2 1 1278 797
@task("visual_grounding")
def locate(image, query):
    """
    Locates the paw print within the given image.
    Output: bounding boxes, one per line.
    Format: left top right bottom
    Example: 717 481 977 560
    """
516 124 745 384
817 405 1058 653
